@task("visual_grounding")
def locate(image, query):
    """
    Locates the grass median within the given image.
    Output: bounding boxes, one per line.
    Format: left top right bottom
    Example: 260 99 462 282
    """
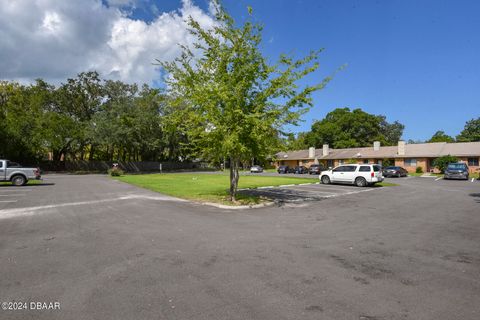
114 173 315 205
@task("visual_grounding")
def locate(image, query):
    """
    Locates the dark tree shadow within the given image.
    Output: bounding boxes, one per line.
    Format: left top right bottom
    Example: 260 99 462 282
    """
470 193 480 204
0 183 55 188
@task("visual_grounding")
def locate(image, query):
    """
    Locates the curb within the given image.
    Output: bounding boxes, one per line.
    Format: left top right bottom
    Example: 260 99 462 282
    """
201 201 276 210
238 181 320 192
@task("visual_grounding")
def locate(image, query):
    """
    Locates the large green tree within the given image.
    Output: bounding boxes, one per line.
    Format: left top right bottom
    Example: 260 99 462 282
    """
159 3 332 201
428 130 455 143
305 107 404 148
456 117 480 142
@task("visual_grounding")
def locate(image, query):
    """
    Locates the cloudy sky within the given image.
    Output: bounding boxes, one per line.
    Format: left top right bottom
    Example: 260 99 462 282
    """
0 0 215 84
1 0 479 140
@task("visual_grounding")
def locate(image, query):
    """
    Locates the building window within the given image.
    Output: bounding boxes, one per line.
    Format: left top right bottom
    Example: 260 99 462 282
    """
338 159 344 165
363 159 369 164
468 157 479 166
404 158 417 167
327 160 334 167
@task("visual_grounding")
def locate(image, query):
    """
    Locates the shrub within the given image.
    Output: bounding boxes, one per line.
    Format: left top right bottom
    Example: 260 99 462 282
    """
416 166 423 174
108 167 124 176
433 155 458 173
381 159 393 167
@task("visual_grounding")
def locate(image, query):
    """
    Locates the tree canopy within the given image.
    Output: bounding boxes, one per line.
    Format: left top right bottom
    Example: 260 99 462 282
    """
158 2 333 201
0 72 184 163
303 107 404 149
428 130 455 143
456 117 480 142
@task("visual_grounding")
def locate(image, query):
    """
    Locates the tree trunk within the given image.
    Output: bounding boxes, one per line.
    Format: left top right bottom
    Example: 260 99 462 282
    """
89 144 95 161
229 157 240 202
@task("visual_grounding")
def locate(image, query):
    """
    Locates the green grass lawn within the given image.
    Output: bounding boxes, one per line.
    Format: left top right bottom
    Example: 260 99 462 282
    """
115 173 315 205
374 181 399 187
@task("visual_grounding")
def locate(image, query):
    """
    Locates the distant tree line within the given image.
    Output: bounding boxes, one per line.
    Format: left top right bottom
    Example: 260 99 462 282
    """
285 108 480 150
426 119 480 143
0 71 188 163
285 107 405 150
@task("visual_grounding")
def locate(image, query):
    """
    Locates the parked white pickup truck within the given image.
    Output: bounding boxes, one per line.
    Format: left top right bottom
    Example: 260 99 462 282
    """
0 160 41 186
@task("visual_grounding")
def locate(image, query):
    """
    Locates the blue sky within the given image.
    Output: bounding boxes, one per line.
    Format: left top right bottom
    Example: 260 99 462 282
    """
130 0 480 142
2 0 479 142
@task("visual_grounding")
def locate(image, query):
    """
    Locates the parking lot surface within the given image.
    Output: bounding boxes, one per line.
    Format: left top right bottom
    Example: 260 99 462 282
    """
0 174 479 320
240 182 377 203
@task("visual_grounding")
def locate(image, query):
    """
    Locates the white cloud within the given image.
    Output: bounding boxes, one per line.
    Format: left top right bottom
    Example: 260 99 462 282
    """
0 0 215 85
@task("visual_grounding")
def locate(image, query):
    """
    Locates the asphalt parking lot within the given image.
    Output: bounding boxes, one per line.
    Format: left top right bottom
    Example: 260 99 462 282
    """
1 174 479 320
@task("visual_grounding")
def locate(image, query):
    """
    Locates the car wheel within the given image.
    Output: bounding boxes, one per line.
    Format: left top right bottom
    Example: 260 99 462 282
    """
321 175 330 184
355 177 367 187
11 175 26 186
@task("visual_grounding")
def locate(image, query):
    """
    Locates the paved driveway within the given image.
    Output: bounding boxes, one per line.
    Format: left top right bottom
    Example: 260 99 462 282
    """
0 174 479 320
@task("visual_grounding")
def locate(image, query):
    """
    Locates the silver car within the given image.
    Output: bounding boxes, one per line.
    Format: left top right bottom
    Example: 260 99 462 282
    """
250 165 264 173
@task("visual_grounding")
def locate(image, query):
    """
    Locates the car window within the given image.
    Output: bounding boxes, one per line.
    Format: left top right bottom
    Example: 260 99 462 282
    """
0 161 3 168
333 166 346 172
359 166 370 172
345 165 357 172
6 161 21 168
373 165 381 172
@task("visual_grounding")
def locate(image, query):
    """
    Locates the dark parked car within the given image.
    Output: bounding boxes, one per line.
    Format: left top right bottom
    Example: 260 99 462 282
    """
277 165 290 174
382 166 408 177
444 163 469 180
309 164 325 175
294 166 308 174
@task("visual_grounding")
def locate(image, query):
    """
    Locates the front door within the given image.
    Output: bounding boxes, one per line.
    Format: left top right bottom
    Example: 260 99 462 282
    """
332 166 348 182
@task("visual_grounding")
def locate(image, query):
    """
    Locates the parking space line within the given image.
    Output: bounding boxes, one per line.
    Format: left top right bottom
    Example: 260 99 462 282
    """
0 200 18 203
0 194 185 219
0 194 26 197
435 177 443 181
311 185 361 192
287 185 350 194
0 189 33 192
472 178 475 182
286 187 339 195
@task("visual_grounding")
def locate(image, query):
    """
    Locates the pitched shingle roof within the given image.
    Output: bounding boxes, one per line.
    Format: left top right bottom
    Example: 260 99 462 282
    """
276 142 480 160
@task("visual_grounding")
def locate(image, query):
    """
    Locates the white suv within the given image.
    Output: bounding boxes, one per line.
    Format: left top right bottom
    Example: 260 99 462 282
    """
320 164 384 187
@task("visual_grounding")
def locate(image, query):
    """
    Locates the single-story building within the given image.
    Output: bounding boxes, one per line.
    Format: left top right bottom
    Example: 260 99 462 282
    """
275 141 480 173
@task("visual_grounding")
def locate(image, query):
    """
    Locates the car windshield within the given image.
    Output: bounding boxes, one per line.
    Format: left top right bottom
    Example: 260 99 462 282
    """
385 166 399 170
447 163 465 170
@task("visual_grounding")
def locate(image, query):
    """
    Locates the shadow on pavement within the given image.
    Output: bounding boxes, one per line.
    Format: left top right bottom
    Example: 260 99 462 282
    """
469 193 480 203
239 188 326 204
0 183 55 188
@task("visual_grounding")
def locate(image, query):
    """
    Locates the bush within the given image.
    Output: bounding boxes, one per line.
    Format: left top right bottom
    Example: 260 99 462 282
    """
381 159 393 167
108 167 124 176
416 166 423 174
433 155 458 173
